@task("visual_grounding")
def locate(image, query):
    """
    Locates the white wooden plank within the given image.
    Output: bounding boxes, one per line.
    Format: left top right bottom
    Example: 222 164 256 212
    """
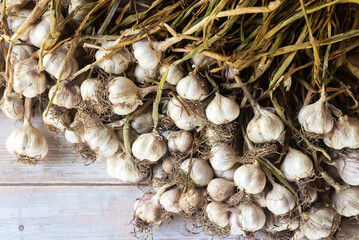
0 186 211 240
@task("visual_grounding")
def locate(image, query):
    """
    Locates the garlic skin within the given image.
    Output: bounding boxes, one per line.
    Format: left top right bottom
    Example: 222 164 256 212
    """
246 108 285 144
191 54 216 70
333 153 359 186
0 92 24 120
43 45 79 80
83 123 119 157
280 148 313 181
132 132 167 162
210 143 238 171
213 164 237 181
305 185 318 204
206 93 240 125
160 188 181 213
332 187 359 217
65 120 83 143
159 64 184 85
68 0 94 22
42 106 70 132
95 41 131 74
80 78 100 100
336 219 359 239
181 158 213 187
324 115 359 150
133 38 161 70
301 207 335 240
162 158 174 173
206 202 229 228
233 163 266 194
134 64 155 84
10 45 34 64
207 178 236 202
265 183 295 215
229 202 266 234
107 151 143 183
48 81 81 109
167 95 205 131
298 97 334 134
176 74 209 101
8 9 32 41
179 188 202 213
13 58 47 98
134 193 162 225
167 131 193 154
265 213 299 232
130 108 153 134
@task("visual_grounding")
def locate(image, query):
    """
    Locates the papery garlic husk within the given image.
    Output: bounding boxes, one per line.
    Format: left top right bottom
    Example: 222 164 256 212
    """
298 96 334 134
132 38 161 70
134 64 156 84
95 41 131 74
134 193 161 225
83 123 119 157
80 78 100 100
333 152 359 186
130 108 153 134
301 206 335 240
8 9 32 41
179 188 202 213
246 108 285 144
332 187 359 217
266 183 295 215
13 58 47 98
233 163 266 194
206 93 240 125
210 143 238 171
132 132 167 162
213 164 237 181
107 151 143 183
207 178 236 202
167 95 205 131
204 127 221 145
206 202 229 228
324 115 359 149
335 219 359 240
65 120 84 144
250 189 268 208
229 202 266 234
167 130 193 154
10 44 34 64
191 54 216 70
42 106 70 132
305 185 318 204
181 158 213 187
160 188 181 213
280 147 314 181
43 45 79 80
159 64 184 85
5 0 29 9
162 157 174 173
176 74 209 101
29 11 64 48
151 163 165 191
0 92 24 120
48 81 81 109
68 0 94 22
265 213 299 232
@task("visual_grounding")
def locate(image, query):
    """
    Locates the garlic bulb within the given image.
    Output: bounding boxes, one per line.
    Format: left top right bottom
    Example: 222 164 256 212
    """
107 151 143 183
305 185 318 204
8 9 32 41
206 93 240 125
181 158 213 187
266 183 295 215
160 188 181 213
280 147 313 181
191 54 216 70
130 108 153 134
206 202 229 228
48 81 81 109
229 202 266 234
162 157 174 173
65 120 83 143
250 189 267 208
132 132 167 162
95 41 131 74
83 123 119 157
13 58 47 98
298 96 334 134
10 44 34 64
80 78 100 100
247 108 285 144
265 213 299 232
167 130 193 154
159 64 184 85
301 206 335 240
134 64 153 84
207 178 236 202
213 164 237 181
68 0 94 22
332 187 359 217
233 163 266 194
179 188 202 213
42 106 70 132
333 152 359 186
335 219 359 239
210 143 238 171
176 74 209 101
167 95 205 131
43 45 79 80
0 92 24 120
324 115 359 149
132 38 161 70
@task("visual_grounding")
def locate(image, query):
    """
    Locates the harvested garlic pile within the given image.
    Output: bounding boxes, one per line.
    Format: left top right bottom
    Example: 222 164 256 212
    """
1 0 359 239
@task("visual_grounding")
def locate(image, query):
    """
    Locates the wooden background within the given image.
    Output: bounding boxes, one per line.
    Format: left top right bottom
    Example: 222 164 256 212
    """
0 112 220 240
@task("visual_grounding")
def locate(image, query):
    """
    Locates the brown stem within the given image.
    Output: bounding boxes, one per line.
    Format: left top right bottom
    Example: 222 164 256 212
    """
234 75 260 115
139 85 158 99
24 98 32 124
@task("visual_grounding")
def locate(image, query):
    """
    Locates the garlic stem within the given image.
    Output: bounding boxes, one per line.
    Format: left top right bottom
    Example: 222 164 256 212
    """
24 97 32 124
234 75 260 115
183 131 197 194
153 67 169 129
139 85 158 99
123 114 131 153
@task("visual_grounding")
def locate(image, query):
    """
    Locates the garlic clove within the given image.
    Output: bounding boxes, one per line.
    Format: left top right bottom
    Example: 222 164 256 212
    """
159 64 184 86
213 164 237 181
176 74 209 101
324 115 359 150
265 183 295 215
42 106 70 132
332 187 359 217
210 143 238 171
207 178 236 202
160 188 182 213
0 92 24 120
48 81 81 109
132 38 161 70
132 132 167 162
246 108 285 144
107 151 143 183
301 206 335 240
167 130 193 154
205 93 240 125
130 107 153 134
64 120 84 144
280 147 314 181
134 193 162 225
206 202 229 228
229 202 266 234
181 158 213 187
10 44 34 65
233 163 266 194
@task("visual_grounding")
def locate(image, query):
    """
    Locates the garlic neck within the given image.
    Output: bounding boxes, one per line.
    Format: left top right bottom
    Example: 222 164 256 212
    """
24 97 32 125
